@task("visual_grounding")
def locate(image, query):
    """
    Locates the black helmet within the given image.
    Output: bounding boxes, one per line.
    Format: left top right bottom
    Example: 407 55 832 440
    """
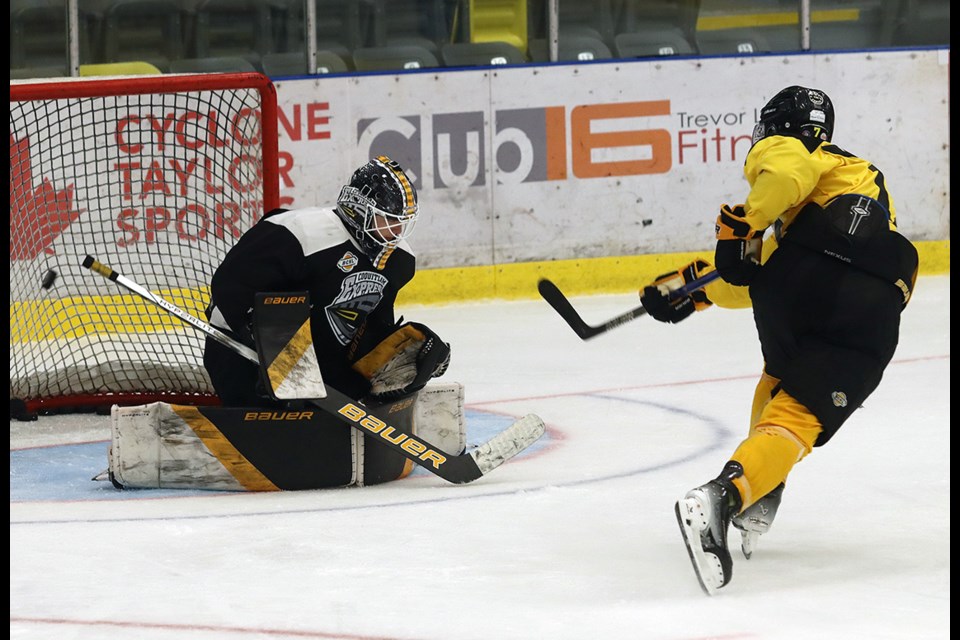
752 86 834 146
336 155 419 266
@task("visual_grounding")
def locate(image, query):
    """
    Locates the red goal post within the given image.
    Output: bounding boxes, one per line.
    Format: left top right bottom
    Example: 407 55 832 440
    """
10 72 279 418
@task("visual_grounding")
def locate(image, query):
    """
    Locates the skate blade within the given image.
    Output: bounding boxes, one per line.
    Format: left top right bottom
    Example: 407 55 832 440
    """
740 530 757 560
675 499 724 596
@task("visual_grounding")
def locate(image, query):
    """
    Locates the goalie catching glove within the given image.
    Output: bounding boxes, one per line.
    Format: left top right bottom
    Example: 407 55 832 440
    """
350 321 451 400
640 259 714 324
715 204 764 286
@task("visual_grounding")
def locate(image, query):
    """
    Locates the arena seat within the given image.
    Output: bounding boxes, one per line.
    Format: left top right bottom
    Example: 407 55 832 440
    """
352 45 440 71
440 41 527 67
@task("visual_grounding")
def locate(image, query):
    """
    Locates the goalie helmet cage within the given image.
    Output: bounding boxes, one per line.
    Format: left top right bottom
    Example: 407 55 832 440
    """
10 72 279 418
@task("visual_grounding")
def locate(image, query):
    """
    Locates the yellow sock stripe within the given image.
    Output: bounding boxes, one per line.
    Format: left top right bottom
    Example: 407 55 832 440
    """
266 318 313 392
174 405 279 491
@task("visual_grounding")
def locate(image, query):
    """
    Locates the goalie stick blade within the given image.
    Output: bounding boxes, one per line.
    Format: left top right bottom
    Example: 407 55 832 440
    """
469 413 545 478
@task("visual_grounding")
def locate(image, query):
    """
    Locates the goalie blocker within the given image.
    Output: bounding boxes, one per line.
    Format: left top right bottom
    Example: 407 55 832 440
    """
100 383 467 490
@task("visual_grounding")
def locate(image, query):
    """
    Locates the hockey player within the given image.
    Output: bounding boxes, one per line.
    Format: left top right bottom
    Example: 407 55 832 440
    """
639 86 918 594
204 154 449 408
188 155 454 489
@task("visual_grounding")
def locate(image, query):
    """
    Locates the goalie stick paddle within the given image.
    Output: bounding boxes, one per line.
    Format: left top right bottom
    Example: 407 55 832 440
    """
81 255 545 485
538 269 722 340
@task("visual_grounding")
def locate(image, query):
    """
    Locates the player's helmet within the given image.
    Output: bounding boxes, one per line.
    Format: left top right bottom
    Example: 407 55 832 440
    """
336 155 419 266
752 86 834 146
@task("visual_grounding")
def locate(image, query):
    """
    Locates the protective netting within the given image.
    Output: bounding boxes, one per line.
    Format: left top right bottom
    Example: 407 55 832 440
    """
10 74 278 414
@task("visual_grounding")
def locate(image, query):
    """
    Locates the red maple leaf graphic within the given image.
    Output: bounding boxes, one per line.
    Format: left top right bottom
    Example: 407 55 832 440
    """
10 134 83 260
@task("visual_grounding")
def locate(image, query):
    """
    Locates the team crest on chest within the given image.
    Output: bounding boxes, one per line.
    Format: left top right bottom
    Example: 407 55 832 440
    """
325 271 388 345
337 251 359 272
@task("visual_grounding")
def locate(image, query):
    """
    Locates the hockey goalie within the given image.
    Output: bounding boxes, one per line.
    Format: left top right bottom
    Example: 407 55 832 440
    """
100 156 466 490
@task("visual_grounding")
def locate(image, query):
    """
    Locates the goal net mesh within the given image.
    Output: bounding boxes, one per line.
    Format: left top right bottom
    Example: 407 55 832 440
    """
10 73 279 415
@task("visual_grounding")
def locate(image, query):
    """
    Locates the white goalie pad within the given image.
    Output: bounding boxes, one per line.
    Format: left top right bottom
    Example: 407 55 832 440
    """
413 382 467 456
108 402 246 491
351 381 467 487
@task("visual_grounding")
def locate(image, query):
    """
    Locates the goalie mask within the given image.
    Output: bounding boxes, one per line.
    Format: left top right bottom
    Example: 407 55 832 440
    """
336 155 419 268
752 85 834 147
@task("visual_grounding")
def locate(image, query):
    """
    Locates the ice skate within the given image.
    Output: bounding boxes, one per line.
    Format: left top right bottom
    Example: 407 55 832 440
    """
675 463 743 595
732 483 784 559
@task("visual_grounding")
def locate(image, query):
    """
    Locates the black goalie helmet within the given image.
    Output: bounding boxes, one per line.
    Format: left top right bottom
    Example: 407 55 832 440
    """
335 155 419 266
752 86 835 146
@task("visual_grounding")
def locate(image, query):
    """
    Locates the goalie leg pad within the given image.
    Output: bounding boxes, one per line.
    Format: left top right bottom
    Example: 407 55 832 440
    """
109 403 250 491
348 382 467 487
107 387 466 491
414 382 467 456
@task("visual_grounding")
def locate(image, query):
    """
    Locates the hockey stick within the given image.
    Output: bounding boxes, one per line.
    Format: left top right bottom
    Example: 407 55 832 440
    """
82 255 545 485
538 269 721 340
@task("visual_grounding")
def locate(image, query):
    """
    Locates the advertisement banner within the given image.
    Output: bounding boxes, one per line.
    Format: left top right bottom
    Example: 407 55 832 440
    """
275 49 949 269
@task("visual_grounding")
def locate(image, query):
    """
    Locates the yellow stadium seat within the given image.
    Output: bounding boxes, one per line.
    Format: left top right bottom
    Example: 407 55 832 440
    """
468 0 527 52
80 61 164 76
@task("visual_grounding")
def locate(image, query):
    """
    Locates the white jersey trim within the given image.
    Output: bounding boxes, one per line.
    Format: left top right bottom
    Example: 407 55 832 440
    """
265 207 414 258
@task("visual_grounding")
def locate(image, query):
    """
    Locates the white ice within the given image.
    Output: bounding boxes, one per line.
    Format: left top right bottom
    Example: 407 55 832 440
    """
10 275 950 640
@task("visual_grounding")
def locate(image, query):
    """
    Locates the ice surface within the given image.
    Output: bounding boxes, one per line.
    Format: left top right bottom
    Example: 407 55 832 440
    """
11 275 950 640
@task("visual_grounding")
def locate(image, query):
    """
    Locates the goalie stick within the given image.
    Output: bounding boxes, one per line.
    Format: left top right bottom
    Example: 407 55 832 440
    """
81 255 545 485
538 270 721 340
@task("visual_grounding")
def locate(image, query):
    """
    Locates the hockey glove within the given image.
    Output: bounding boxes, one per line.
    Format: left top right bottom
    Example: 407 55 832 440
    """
351 321 451 400
640 259 714 324
715 204 764 286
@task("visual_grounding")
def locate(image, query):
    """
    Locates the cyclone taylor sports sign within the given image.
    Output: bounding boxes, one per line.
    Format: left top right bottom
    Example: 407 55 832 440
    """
10 78 274 276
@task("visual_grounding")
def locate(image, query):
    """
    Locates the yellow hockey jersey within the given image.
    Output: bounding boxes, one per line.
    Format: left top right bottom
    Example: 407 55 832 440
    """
705 135 898 309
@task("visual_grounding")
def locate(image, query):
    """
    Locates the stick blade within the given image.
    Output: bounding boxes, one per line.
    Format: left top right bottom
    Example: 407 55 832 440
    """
469 413 546 476
537 279 593 339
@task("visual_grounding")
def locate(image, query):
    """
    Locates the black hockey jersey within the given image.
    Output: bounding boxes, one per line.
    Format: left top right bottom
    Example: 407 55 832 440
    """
206 206 416 399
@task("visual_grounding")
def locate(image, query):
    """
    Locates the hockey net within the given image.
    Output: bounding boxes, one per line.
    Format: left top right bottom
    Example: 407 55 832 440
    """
10 73 279 418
